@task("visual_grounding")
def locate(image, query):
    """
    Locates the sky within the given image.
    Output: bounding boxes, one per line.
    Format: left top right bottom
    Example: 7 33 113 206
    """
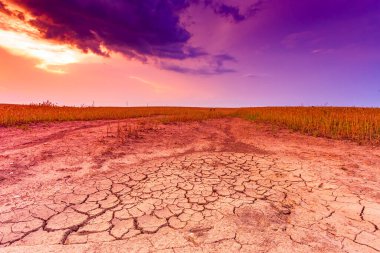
0 0 379 107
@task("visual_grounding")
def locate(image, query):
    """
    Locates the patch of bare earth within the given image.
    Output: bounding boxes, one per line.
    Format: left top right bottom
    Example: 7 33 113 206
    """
0 118 379 252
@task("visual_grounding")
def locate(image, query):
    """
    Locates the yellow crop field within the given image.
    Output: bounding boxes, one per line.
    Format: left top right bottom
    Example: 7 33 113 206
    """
235 107 380 144
0 103 233 126
1 103 380 144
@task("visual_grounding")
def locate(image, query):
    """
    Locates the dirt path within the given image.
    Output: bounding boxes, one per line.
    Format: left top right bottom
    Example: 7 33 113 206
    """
0 118 379 252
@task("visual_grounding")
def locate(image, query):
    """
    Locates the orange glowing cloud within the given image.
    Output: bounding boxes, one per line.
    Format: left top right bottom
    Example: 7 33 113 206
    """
0 2 89 74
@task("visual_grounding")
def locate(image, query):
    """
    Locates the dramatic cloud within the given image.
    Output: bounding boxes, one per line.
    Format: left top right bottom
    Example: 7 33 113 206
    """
160 54 236 75
0 1 11 15
10 0 194 59
0 0 24 19
0 1 85 73
0 0 261 74
207 0 263 22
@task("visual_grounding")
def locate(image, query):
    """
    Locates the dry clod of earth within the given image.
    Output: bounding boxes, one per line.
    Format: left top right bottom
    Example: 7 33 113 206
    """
0 118 380 252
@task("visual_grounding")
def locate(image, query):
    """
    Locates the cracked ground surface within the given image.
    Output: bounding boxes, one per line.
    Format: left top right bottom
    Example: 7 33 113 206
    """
0 118 380 252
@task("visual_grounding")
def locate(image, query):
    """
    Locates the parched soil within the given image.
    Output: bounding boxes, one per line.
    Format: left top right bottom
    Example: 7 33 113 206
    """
0 118 379 253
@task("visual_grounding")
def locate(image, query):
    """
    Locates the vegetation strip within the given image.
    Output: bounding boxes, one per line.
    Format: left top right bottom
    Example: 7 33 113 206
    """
1 104 380 144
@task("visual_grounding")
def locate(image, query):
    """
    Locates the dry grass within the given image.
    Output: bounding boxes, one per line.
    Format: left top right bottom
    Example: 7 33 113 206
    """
235 107 380 144
1 103 380 144
0 103 233 126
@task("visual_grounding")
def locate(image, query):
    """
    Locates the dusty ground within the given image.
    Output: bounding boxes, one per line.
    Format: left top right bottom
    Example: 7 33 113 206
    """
0 118 379 253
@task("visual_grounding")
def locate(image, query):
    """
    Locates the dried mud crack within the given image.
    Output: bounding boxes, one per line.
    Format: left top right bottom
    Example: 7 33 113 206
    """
0 118 379 252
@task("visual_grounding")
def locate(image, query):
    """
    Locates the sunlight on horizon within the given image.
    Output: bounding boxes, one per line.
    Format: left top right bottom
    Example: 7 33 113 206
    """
0 5 84 74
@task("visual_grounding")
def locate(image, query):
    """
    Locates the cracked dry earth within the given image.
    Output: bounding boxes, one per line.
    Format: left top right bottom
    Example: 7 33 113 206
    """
0 118 380 253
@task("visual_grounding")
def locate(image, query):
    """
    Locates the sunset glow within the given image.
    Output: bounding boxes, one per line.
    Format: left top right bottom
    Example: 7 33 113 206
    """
0 3 84 74
0 0 379 106
0 29 83 73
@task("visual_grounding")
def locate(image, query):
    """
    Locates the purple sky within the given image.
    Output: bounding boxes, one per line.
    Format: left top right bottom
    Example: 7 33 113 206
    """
0 0 379 107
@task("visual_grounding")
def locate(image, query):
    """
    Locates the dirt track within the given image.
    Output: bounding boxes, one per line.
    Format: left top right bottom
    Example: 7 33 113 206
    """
0 118 379 252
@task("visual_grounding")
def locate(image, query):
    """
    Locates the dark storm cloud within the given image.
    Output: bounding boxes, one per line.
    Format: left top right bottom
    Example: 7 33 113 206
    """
160 54 236 75
12 0 197 59
9 0 256 66
209 1 264 22
213 4 246 22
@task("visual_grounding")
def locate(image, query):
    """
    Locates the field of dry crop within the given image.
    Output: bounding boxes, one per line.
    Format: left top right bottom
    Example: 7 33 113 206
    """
1 104 380 144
